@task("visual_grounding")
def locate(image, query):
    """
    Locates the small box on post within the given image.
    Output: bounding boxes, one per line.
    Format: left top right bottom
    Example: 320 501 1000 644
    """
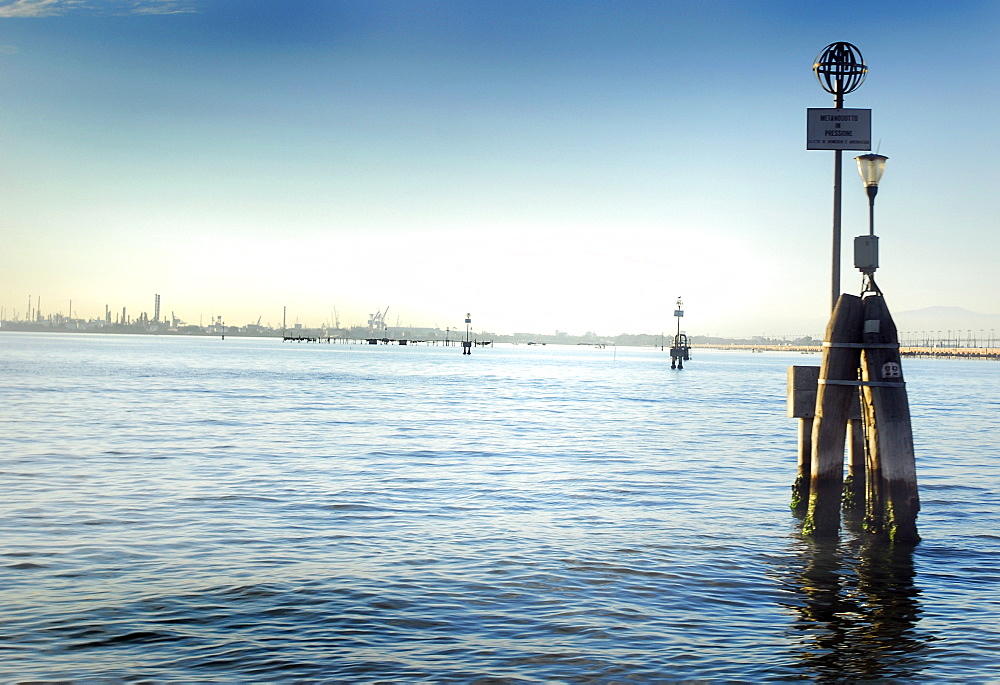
854 235 879 273
788 365 820 418
788 365 820 512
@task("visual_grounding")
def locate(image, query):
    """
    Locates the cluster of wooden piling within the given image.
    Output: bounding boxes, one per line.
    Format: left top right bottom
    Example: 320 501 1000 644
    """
788 293 919 543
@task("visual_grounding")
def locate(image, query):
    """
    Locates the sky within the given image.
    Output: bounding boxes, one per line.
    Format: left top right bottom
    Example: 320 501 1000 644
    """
1 0 998 337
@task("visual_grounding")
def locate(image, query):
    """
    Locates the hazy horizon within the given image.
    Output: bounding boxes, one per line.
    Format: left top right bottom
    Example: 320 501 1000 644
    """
3 1 998 337
7 296 1000 343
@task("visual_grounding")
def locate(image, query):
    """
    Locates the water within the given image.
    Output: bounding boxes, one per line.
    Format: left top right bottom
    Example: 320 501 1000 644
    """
1 332 998 680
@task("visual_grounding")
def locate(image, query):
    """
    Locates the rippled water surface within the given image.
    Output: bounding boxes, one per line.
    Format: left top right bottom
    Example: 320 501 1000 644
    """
2 332 998 680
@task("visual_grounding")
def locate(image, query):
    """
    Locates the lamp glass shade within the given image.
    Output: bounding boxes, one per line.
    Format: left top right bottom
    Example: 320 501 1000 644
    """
855 153 888 187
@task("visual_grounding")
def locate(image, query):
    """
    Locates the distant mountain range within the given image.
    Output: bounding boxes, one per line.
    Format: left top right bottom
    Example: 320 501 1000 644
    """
897 305 995 318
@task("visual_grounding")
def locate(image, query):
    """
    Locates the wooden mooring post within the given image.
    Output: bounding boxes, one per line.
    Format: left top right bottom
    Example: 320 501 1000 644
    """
844 400 866 519
803 294 864 537
859 294 920 543
788 292 919 542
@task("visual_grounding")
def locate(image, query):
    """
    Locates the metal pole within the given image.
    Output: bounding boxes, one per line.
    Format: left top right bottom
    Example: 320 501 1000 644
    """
830 86 844 313
868 192 876 235
832 148 842 312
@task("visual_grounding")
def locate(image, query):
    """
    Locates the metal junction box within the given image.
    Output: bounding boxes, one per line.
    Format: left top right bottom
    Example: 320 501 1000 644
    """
854 235 879 272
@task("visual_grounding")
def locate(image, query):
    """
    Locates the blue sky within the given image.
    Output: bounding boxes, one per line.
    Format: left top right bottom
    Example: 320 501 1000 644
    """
2 0 998 336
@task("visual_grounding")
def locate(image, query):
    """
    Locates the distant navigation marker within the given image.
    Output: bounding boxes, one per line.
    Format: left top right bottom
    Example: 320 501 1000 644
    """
670 297 691 369
463 313 472 355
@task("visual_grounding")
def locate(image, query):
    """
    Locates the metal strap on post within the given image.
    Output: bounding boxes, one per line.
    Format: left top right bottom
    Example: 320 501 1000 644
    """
817 378 905 388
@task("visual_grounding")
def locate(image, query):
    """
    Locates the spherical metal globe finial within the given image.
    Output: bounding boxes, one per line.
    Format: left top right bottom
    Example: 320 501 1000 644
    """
813 42 867 100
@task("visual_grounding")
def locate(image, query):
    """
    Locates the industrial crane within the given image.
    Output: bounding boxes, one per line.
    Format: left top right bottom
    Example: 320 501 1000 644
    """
367 306 389 331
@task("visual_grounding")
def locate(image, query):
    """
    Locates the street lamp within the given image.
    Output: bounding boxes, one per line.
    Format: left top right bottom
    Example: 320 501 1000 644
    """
853 153 887 289
856 153 888 236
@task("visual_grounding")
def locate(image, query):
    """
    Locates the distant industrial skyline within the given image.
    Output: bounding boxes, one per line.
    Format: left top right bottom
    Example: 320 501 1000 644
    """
5 292 487 333
5 291 1000 347
2 1 998 337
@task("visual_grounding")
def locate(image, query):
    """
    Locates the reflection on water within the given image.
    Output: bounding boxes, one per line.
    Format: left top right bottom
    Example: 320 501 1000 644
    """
781 535 932 680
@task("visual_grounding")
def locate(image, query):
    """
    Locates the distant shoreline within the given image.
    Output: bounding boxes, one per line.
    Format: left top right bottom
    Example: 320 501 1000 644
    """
4 325 998 359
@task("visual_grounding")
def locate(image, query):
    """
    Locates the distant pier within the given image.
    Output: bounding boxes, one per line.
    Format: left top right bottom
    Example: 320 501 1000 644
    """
710 344 999 360
283 335 493 347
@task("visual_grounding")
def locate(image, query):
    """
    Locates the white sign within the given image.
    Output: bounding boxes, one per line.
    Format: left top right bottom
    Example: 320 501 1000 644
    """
806 108 872 150
882 361 902 379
